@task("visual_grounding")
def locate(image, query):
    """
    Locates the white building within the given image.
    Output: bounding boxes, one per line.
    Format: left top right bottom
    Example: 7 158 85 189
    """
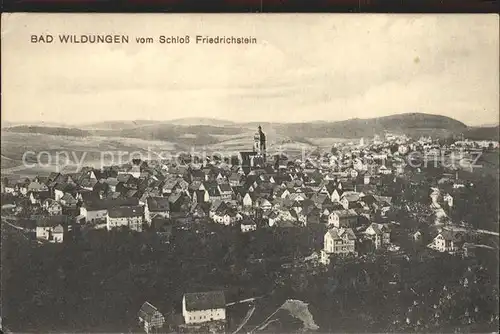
320 227 357 265
106 206 144 232
182 291 226 325
80 204 107 223
429 230 463 253
35 216 68 243
240 219 257 233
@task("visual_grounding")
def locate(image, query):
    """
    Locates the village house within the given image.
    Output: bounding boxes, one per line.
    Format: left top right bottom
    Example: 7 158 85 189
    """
145 196 170 224
107 206 144 232
80 201 108 223
1 178 17 194
138 302 165 334
79 178 98 191
228 172 243 187
218 183 233 201
242 192 256 208
320 227 357 265
327 209 358 228
182 291 226 325
204 183 222 202
255 197 272 211
240 217 257 233
212 206 242 226
429 230 464 253
43 198 63 216
60 193 78 207
364 223 392 249
36 215 68 243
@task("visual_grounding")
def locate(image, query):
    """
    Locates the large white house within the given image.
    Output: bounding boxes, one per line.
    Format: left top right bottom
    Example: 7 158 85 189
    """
106 206 144 232
182 291 226 325
320 227 357 265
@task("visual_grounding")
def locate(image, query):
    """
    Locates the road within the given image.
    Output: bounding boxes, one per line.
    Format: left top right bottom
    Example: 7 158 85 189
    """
231 304 256 334
226 296 264 307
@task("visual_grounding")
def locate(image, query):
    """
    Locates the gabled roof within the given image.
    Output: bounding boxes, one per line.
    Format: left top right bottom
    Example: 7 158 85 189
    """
28 181 48 191
366 223 382 234
61 193 77 203
312 193 330 205
439 230 463 242
147 196 170 212
327 227 356 240
168 192 182 204
373 195 392 205
229 172 243 181
241 218 256 226
108 205 143 218
218 183 232 193
183 291 226 311
341 191 361 202
332 209 358 218
210 199 224 212
80 178 98 188
48 172 61 182
138 302 162 323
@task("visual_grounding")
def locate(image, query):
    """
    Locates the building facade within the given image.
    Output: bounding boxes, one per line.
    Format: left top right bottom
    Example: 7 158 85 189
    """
106 206 144 232
320 227 357 265
182 291 226 325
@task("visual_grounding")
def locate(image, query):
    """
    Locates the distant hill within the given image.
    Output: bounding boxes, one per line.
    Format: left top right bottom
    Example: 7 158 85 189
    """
3 125 90 137
91 124 245 146
3 113 498 146
463 126 499 141
168 117 237 127
80 120 161 130
272 113 468 139
1 121 70 128
81 117 238 130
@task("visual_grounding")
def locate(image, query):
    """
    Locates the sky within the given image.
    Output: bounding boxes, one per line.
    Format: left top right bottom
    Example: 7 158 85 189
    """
1 13 499 126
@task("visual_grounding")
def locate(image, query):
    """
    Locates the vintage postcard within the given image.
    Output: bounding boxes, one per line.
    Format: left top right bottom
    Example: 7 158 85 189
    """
1 13 499 333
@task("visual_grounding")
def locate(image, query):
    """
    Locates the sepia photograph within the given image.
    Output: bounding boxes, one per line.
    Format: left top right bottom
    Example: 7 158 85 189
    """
1 13 499 333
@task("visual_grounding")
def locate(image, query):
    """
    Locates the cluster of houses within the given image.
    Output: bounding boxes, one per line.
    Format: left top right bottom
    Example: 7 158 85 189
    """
1 128 490 253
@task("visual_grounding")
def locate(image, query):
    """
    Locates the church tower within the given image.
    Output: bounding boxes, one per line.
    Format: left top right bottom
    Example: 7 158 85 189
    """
253 125 266 162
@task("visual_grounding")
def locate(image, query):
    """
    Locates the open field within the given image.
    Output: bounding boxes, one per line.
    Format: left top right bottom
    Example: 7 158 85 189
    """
0 132 180 177
1 130 322 178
